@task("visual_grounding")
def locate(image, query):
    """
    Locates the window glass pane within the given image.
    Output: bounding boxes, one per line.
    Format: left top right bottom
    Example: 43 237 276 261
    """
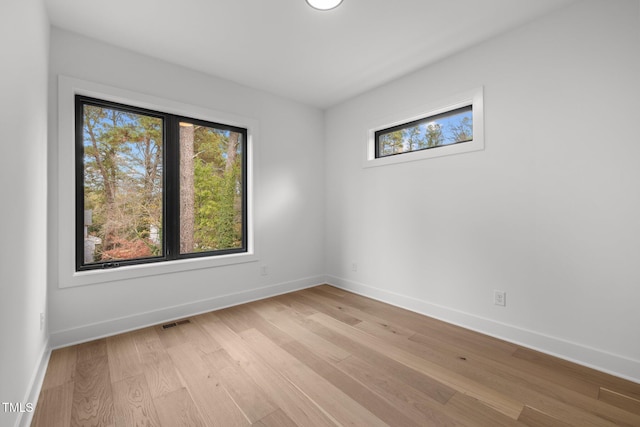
377 105 473 157
81 104 163 264
179 122 244 254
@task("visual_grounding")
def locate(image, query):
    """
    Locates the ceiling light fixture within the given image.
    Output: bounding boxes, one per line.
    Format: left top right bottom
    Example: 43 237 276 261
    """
306 0 343 11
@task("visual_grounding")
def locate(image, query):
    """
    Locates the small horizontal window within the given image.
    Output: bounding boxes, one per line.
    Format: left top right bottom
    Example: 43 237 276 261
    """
365 87 484 167
375 105 473 158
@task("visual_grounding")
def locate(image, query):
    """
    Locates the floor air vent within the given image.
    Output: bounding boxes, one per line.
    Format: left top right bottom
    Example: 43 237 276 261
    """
162 319 191 329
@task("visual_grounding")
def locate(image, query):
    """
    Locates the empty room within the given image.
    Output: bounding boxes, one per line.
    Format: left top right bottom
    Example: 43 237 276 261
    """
1 0 639 426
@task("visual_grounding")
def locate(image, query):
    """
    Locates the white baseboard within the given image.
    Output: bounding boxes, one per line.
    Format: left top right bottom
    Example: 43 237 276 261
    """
50 275 327 349
327 275 640 384
16 339 50 427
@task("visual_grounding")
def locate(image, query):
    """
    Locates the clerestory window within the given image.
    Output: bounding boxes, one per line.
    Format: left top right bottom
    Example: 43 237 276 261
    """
365 87 484 167
375 105 473 158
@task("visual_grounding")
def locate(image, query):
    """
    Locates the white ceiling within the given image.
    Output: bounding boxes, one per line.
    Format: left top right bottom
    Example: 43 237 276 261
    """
45 0 578 109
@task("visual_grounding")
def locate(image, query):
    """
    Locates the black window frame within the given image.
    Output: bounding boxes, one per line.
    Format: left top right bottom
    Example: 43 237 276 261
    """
374 105 473 159
75 95 248 272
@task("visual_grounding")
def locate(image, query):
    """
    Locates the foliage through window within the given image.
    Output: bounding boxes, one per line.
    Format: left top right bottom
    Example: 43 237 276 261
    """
76 96 247 271
375 105 473 158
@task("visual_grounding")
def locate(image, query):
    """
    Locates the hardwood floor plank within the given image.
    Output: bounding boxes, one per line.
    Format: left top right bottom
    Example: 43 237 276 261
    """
335 354 470 427
445 392 525 427
239 327 389 427
131 326 165 354
598 387 640 416
195 315 338 427
31 382 74 427
252 409 298 427
272 300 457 404
166 342 249 426
130 326 184 399
215 304 277 334
315 286 520 357
301 288 416 338
272 293 320 316
76 339 107 362
314 284 353 298
288 292 362 326
202 349 278 423
411 330 601 399
153 387 207 427
258 298 471 425
408 324 519 360
310 311 525 419
356 317 636 427
40 346 77 391
215 303 295 346
138 349 183 399
106 333 143 383
518 405 573 427
513 348 640 401
250 299 351 363
70 355 114 427
111 374 161 427
281 339 425 427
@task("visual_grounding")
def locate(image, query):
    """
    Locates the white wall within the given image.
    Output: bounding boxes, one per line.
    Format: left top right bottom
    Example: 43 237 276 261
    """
47 28 326 346
325 0 640 381
0 0 50 426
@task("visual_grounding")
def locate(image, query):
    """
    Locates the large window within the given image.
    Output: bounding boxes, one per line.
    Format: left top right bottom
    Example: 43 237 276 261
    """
76 96 247 271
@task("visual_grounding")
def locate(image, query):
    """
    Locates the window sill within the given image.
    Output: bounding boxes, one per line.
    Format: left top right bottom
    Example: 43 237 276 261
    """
61 251 258 288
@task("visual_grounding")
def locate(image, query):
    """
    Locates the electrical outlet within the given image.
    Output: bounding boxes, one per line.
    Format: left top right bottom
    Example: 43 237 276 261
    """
260 265 268 276
494 290 506 307
40 312 45 331
351 262 358 272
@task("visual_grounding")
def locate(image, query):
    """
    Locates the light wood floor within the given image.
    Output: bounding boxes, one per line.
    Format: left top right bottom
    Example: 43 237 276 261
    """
32 285 640 426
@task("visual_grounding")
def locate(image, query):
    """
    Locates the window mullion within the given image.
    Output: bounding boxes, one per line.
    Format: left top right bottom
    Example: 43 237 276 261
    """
165 115 180 261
